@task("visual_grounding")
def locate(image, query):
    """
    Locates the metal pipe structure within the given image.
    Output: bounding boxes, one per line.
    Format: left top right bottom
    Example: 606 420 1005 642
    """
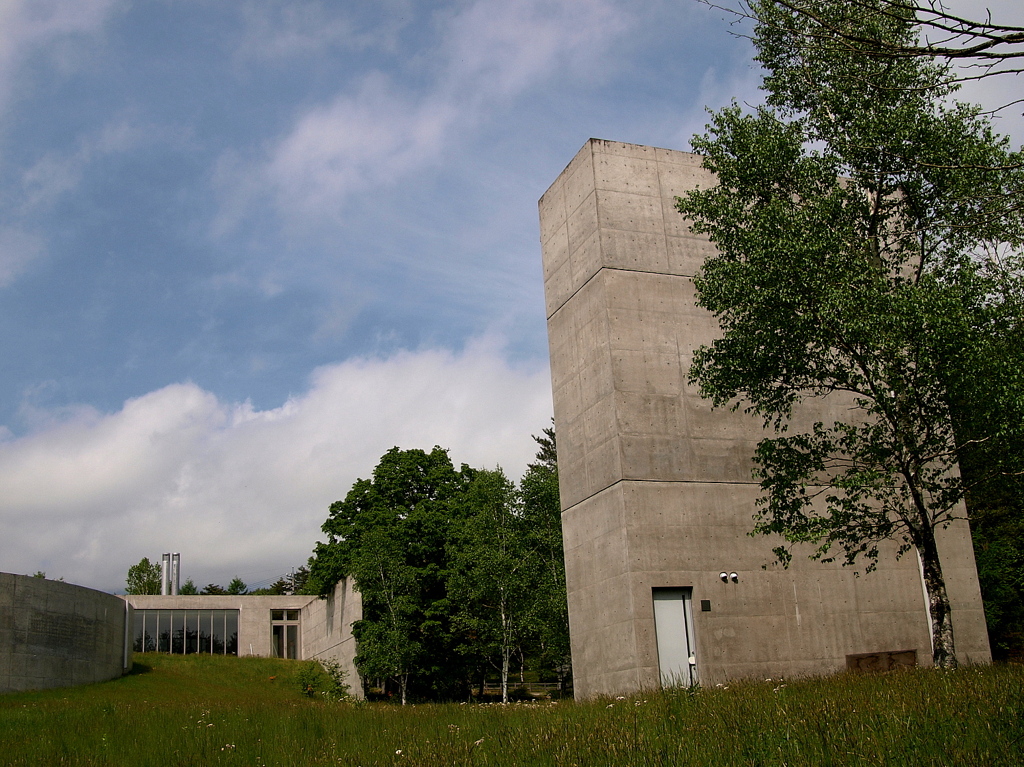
160 553 170 596
170 553 180 596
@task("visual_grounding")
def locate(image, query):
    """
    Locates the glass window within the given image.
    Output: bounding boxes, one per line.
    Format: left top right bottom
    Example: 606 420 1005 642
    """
171 610 184 654
272 624 283 658
226 610 238 655
270 608 301 659
286 625 298 660
144 611 158 653
199 610 213 654
213 610 225 654
157 610 170 653
132 610 239 655
133 611 145 653
185 611 197 654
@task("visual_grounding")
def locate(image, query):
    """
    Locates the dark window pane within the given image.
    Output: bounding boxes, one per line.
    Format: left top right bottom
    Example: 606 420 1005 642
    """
286 610 299 622
145 611 157 653
271 610 283 621
226 611 238 655
185 611 198 654
171 610 185 654
133 610 145 653
212 610 225 654
158 610 170 653
199 610 213 654
286 624 298 659
272 624 284 658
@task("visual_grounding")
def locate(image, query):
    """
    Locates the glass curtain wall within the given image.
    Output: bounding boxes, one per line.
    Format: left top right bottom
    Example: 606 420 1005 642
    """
133 610 239 655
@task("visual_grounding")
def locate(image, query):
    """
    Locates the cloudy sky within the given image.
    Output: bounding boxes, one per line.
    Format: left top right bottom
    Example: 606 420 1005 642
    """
0 0 1020 593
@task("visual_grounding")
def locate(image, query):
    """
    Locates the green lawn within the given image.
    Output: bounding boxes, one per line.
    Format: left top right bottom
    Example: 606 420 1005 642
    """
1 654 1021 766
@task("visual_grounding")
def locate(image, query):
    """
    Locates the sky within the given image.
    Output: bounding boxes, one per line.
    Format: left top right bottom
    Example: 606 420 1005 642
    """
0 0 1020 594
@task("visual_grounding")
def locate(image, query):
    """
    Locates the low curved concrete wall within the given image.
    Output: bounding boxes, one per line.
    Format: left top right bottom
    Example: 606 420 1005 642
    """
0 573 132 693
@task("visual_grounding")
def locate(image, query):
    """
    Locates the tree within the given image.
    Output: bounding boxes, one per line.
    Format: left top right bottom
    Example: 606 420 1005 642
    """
677 0 1024 667
250 577 288 596
200 583 228 595
125 557 162 595
530 422 558 471
970 492 1024 658
226 577 248 595
249 567 310 595
307 446 475 702
708 1 1024 93
449 468 535 703
179 578 199 594
519 425 572 693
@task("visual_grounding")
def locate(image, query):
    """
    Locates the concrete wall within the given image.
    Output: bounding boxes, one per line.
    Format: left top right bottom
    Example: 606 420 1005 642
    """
540 139 990 698
302 578 362 697
1 573 132 693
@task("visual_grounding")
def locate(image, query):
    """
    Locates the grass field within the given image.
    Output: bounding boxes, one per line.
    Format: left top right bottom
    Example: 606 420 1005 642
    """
1 654 1021 766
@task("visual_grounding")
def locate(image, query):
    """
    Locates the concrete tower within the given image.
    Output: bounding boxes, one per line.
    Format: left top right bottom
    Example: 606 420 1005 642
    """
539 139 990 699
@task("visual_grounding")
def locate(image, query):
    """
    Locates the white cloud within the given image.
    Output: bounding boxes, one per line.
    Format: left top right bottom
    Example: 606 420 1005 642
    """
235 0 412 61
21 117 164 212
265 73 457 218
440 0 628 100
0 339 553 592
0 0 118 117
671 57 764 152
5 115 171 288
218 0 628 228
0 226 44 286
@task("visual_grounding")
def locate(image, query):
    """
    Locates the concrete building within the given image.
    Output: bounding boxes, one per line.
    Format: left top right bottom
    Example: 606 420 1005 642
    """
1 570 360 695
124 577 362 696
1 572 132 693
1 571 361 695
539 139 990 699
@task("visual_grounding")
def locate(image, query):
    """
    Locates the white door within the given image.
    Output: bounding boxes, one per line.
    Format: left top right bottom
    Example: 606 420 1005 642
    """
653 588 697 687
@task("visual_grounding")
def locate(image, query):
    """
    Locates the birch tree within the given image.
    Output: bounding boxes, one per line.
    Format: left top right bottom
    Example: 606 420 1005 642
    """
678 0 1024 667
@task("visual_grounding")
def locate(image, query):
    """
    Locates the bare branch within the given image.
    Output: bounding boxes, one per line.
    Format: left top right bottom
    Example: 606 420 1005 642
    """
699 0 1024 103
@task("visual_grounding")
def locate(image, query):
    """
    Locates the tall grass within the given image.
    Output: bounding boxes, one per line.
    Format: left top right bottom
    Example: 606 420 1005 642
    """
2 654 1021 766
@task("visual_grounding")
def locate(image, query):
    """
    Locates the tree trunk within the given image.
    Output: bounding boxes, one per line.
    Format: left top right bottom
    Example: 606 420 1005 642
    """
918 526 957 668
500 599 509 704
501 649 509 704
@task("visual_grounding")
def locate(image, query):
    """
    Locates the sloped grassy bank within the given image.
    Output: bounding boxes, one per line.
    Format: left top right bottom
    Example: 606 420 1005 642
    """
1 654 1021 766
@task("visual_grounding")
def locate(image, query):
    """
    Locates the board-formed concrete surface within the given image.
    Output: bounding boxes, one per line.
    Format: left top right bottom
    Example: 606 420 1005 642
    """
298 577 361 693
0 572 132 693
540 139 990 699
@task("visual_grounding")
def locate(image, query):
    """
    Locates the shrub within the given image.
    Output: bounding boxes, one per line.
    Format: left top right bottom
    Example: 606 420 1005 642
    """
296 658 351 701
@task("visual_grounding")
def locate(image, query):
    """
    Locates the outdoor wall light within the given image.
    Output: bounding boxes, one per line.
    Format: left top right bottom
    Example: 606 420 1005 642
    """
730 572 739 583
720 572 729 582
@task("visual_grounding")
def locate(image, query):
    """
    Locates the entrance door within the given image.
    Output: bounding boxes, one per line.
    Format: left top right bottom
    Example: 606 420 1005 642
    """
652 588 697 687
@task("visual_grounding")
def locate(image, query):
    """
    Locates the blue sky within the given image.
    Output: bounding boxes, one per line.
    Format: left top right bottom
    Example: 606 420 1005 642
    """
0 0 1019 593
